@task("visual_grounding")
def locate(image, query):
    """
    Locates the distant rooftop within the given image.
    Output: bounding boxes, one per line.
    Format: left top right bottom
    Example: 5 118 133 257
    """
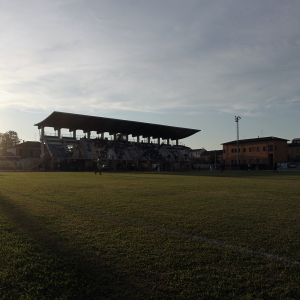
222 136 288 145
15 141 41 148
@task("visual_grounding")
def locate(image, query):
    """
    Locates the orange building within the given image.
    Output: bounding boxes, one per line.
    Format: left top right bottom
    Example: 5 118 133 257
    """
287 138 300 162
222 137 288 169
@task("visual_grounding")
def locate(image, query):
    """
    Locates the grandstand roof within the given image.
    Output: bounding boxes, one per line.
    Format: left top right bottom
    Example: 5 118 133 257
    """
35 111 200 140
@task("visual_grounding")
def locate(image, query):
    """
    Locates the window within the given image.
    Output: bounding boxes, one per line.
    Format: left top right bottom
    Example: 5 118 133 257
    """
231 149 234 153
249 147 252 152
268 145 273 151
243 148 246 152
275 146 277 151
263 146 266 151
257 159 260 164
257 147 259 151
235 149 237 153
263 159 266 164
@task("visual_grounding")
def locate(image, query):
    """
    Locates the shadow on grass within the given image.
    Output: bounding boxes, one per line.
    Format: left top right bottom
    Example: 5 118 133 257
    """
0 192 151 300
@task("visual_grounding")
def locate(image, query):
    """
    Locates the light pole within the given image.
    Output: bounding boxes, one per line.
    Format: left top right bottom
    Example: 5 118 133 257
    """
235 116 241 170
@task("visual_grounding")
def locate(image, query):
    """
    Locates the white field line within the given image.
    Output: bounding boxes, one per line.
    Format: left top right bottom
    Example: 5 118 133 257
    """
1 187 299 266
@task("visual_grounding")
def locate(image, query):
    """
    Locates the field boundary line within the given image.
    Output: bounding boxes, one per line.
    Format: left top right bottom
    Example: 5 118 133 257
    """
1 187 299 266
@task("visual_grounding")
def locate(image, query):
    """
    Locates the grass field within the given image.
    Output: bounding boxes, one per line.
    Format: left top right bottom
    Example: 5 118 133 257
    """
0 170 300 299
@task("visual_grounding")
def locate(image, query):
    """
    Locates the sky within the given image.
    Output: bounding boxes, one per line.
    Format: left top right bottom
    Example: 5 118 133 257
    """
1 0 299 150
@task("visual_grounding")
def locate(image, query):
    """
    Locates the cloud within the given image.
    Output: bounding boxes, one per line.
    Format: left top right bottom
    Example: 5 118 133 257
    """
0 0 300 118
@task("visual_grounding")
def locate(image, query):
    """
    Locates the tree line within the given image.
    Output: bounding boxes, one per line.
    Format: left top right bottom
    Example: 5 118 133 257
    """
0 131 20 151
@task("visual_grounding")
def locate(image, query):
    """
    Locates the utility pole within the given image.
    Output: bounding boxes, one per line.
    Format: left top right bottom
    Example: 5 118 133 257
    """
235 116 241 170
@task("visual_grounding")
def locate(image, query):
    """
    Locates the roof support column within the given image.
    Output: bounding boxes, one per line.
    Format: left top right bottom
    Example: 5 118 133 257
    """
157 137 160 145
101 132 104 139
56 128 61 139
114 133 117 140
167 138 170 145
40 127 45 157
176 139 178 146
41 127 45 140
126 134 128 142
137 136 140 143
73 130 76 139
148 137 150 143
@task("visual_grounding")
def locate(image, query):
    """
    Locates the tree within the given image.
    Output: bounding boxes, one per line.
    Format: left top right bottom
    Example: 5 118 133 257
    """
0 131 20 151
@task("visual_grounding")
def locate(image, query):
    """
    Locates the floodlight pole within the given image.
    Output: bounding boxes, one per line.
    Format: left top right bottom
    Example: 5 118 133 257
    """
235 116 241 170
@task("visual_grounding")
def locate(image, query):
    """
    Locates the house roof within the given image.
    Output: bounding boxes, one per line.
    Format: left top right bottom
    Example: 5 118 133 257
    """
35 111 200 140
190 148 206 152
15 141 41 148
289 138 300 145
222 136 288 145
202 150 223 156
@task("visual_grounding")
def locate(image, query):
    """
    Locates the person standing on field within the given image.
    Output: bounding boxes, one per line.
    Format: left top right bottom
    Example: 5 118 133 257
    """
95 157 102 175
157 162 161 172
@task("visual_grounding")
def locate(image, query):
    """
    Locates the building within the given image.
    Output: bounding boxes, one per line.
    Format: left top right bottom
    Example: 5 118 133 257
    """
222 137 288 169
287 138 300 162
189 149 223 164
6 141 43 171
201 150 223 165
189 148 206 160
7 141 42 159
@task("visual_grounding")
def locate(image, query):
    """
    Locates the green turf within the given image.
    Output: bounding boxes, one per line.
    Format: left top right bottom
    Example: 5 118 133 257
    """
0 171 300 299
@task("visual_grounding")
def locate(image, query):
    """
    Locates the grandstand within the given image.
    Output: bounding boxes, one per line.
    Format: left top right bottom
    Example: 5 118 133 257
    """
35 111 200 171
